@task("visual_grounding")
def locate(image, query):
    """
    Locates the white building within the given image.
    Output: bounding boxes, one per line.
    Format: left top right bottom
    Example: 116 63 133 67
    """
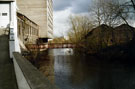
0 0 21 58
0 0 14 28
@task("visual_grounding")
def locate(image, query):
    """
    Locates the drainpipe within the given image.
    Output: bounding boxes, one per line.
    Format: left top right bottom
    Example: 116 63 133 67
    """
9 21 15 58
9 1 15 58
9 1 21 58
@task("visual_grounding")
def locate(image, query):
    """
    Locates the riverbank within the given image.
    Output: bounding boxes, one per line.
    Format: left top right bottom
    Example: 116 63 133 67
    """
26 48 135 89
74 39 135 65
72 24 135 63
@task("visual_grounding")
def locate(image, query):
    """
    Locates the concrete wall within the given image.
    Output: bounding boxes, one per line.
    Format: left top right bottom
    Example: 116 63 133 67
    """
16 0 53 39
13 56 31 89
13 52 58 89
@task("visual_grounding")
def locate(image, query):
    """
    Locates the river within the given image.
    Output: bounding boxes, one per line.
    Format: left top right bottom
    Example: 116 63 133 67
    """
35 48 135 89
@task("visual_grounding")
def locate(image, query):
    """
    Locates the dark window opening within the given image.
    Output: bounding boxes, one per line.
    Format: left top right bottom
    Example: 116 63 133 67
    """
37 38 48 44
2 13 7 16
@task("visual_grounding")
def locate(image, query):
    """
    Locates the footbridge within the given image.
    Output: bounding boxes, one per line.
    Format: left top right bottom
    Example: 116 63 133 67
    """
26 43 76 50
0 0 58 89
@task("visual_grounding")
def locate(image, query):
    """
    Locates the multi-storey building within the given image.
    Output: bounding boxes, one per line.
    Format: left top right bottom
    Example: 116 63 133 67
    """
16 0 53 42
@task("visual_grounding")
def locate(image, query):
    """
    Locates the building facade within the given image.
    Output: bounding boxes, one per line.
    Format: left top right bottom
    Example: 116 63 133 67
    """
17 12 39 44
0 0 21 58
0 2 10 28
16 0 53 42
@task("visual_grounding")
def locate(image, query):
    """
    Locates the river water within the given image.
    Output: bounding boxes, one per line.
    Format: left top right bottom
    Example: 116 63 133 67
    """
36 48 135 89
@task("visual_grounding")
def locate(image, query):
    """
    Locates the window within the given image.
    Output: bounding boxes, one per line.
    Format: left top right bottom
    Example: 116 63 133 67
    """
2 13 7 16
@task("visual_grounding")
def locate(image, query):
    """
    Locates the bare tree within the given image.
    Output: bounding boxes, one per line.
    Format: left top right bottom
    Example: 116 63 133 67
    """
68 15 94 43
90 0 130 27
131 0 135 10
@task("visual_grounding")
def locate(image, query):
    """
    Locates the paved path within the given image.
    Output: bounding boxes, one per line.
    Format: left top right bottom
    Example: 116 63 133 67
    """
0 34 18 89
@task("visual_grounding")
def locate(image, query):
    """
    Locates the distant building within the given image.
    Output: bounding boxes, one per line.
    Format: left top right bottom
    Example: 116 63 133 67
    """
16 0 53 42
64 36 69 40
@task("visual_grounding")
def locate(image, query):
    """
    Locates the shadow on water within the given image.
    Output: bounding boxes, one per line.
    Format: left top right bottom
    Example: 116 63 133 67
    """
31 48 135 89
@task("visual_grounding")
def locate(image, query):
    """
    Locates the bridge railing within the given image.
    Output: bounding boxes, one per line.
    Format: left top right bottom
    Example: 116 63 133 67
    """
13 52 58 89
17 12 39 44
26 43 77 49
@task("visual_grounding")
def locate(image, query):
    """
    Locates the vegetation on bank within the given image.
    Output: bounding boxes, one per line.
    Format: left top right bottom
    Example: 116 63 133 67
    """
83 24 135 53
66 0 135 60
26 0 135 62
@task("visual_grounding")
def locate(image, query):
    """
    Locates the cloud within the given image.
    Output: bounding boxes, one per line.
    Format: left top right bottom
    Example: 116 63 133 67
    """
71 0 91 13
53 0 91 37
53 0 73 11
53 0 91 13
53 8 72 37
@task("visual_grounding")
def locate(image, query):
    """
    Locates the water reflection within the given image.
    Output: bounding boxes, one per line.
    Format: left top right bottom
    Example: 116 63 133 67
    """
36 48 135 89
37 50 55 83
53 48 73 56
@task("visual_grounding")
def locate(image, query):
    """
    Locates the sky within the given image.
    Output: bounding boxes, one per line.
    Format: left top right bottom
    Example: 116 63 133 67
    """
53 0 135 37
53 0 92 37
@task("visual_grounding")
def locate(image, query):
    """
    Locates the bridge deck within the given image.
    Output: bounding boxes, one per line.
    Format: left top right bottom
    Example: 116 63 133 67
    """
0 34 18 89
26 43 76 49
